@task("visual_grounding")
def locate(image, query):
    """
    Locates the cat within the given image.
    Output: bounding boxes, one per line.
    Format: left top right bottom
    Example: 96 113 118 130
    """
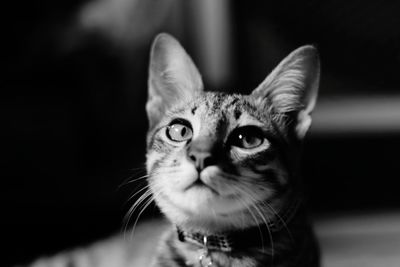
145 33 320 267
22 33 320 267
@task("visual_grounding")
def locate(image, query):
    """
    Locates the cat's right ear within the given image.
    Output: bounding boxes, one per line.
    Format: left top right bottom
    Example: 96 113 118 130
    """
251 45 320 140
146 33 203 129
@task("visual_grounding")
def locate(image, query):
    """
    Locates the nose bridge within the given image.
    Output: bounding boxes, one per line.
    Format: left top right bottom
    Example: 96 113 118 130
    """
187 108 225 170
190 135 215 153
187 135 218 171
192 111 222 153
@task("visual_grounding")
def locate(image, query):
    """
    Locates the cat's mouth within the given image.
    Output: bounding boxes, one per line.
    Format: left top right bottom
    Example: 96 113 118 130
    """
185 176 220 196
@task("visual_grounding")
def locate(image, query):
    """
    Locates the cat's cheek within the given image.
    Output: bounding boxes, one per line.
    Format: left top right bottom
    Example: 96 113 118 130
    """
146 152 159 172
172 166 198 191
200 167 236 196
153 162 198 194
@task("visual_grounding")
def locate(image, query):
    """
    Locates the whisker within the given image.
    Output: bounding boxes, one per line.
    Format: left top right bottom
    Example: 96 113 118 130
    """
262 201 294 243
125 184 151 205
128 165 147 172
121 168 179 208
233 192 265 252
118 174 149 189
123 185 164 241
251 202 274 265
129 195 156 240
119 167 177 191
123 189 152 237
231 184 274 262
118 166 148 189
220 172 268 188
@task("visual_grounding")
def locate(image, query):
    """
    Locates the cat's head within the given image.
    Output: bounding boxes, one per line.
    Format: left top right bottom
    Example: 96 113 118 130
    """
145 33 319 233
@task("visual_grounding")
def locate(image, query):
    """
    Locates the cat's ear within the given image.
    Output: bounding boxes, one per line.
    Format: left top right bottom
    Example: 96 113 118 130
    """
146 33 203 128
251 45 320 139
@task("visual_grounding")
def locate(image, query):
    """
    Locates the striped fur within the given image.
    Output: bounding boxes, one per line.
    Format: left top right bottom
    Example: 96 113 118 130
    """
146 34 320 267
22 33 320 267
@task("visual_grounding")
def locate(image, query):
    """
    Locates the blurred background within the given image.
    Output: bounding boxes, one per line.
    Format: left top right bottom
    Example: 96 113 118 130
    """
3 0 400 266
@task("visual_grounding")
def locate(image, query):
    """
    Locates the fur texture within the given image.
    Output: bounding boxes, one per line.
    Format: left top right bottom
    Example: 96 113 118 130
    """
21 33 320 267
146 33 320 267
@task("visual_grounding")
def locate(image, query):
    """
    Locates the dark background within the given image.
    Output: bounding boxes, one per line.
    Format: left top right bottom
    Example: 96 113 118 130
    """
3 0 400 265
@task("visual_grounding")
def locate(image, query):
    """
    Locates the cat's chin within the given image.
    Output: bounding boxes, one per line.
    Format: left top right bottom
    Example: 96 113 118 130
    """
165 177 246 215
152 165 277 231
156 188 263 232
159 185 238 215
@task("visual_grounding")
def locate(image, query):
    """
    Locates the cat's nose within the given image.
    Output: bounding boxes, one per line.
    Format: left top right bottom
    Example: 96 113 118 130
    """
187 138 217 171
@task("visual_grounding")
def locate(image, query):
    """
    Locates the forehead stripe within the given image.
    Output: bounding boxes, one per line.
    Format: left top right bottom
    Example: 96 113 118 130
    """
234 108 242 120
191 105 198 115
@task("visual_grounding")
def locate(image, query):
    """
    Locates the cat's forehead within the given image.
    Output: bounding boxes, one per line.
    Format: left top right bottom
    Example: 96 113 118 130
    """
194 92 265 121
168 92 269 128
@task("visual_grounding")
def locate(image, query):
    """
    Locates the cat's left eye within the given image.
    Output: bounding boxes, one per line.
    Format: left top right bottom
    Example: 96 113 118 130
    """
228 126 266 149
166 120 193 142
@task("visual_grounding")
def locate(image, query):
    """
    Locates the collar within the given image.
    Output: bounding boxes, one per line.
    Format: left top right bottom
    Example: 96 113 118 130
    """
176 195 302 252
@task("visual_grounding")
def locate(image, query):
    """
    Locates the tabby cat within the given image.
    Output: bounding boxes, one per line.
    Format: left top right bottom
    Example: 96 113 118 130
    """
146 33 320 267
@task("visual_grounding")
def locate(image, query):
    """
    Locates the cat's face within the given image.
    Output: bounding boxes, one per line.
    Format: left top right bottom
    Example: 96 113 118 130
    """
146 93 287 230
145 34 319 232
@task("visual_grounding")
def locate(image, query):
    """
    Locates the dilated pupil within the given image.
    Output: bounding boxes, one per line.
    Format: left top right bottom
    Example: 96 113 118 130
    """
238 133 255 144
245 135 256 145
237 132 261 147
181 127 186 137
228 126 264 148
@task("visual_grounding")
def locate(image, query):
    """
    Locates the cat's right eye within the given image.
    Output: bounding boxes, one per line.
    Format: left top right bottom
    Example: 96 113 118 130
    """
228 126 267 150
166 120 193 142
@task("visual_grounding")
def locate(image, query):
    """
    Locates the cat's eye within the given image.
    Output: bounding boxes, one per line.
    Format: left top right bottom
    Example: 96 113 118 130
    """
228 126 266 149
166 120 193 142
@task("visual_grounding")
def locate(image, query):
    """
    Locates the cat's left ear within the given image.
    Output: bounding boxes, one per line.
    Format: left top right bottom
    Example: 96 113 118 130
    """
147 33 203 129
251 45 320 139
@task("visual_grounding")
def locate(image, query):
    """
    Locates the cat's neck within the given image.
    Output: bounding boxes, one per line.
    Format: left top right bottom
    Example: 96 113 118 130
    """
174 191 304 252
